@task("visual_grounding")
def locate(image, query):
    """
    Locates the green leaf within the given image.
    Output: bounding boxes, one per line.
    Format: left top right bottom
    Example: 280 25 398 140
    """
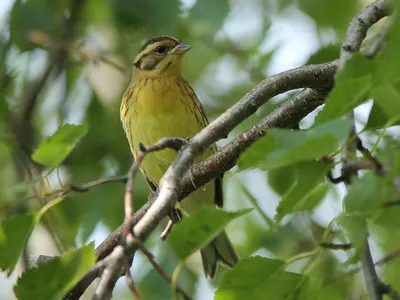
336 214 367 264
298 0 360 33
343 173 388 215
306 44 340 65
10 0 67 52
372 2 400 86
109 0 180 33
14 243 96 300
366 84 400 129
0 214 36 274
275 161 328 222
0 194 68 273
315 55 375 124
215 256 313 300
189 0 230 36
238 119 352 170
267 165 296 196
169 207 252 260
32 124 88 168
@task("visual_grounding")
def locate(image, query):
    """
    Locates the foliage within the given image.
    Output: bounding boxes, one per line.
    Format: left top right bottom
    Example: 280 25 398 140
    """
0 0 400 299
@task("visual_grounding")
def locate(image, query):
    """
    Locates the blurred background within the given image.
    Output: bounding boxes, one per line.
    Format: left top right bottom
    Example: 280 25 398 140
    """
0 0 394 299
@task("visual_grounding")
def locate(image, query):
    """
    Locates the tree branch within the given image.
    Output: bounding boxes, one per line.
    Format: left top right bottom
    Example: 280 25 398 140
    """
337 1 393 299
65 65 337 299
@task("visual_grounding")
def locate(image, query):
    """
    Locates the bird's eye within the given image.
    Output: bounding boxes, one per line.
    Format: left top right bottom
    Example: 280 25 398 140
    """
155 46 166 54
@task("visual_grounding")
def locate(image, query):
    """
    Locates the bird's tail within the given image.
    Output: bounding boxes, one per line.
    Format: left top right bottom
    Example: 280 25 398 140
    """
200 230 239 278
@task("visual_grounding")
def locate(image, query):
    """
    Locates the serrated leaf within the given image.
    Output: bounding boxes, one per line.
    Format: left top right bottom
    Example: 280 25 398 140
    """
14 243 96 300
336 214 367 264
215 256 314 300
315 55 375 124
189 0 230 36
169 207 252 260
238 119 352 170
0 214 36 274
32 124 88 168
275 161 329 222
343 173 391 215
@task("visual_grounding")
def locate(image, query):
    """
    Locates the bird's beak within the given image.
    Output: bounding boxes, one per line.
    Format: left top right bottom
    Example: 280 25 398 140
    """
170 42 192 54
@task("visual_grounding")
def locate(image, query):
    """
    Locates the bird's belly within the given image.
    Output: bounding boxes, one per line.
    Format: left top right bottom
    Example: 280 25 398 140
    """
130 87 207 184
125 78 216 216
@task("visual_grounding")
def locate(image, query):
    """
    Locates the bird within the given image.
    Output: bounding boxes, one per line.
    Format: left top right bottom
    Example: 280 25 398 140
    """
120 35 239 278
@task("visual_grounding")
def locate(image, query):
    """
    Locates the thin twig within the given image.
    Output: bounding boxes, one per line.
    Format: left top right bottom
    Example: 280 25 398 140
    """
324 248 400 285
319 242 352 250
94 137 189 300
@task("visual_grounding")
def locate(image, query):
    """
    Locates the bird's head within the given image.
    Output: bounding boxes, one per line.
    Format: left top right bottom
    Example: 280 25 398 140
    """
133 36 192 77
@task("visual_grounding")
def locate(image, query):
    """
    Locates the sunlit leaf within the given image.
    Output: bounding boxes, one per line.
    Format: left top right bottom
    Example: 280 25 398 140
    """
14 243 96 300
32 124 88 168
169 207 252 260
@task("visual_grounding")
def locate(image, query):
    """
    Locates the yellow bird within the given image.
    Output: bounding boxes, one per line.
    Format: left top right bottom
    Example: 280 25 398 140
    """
120 36 238 278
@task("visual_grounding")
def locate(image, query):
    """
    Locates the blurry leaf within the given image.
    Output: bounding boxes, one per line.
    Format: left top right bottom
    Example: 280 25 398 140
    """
316 286 344 300
366 84 400 129
336 214 367 264
169 207 252 260
343 173 392 215
14 243 96 300
189 0 230 36
138 246 197 300
306 45 340 65
10 0 67 52
32 124 88 168
373 3 400 86
184 42 219 81
239 181 275 230
316 55 375 124
215 256 314 300
298 0 359 33
65 63 84 95
238 119 352 170
0 192 70 274
276 161 329 221
109 0 180 33
267 165 295 196
0 214 36 274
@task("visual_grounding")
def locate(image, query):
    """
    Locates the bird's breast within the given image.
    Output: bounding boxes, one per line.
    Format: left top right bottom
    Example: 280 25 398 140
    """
124 76 211 183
